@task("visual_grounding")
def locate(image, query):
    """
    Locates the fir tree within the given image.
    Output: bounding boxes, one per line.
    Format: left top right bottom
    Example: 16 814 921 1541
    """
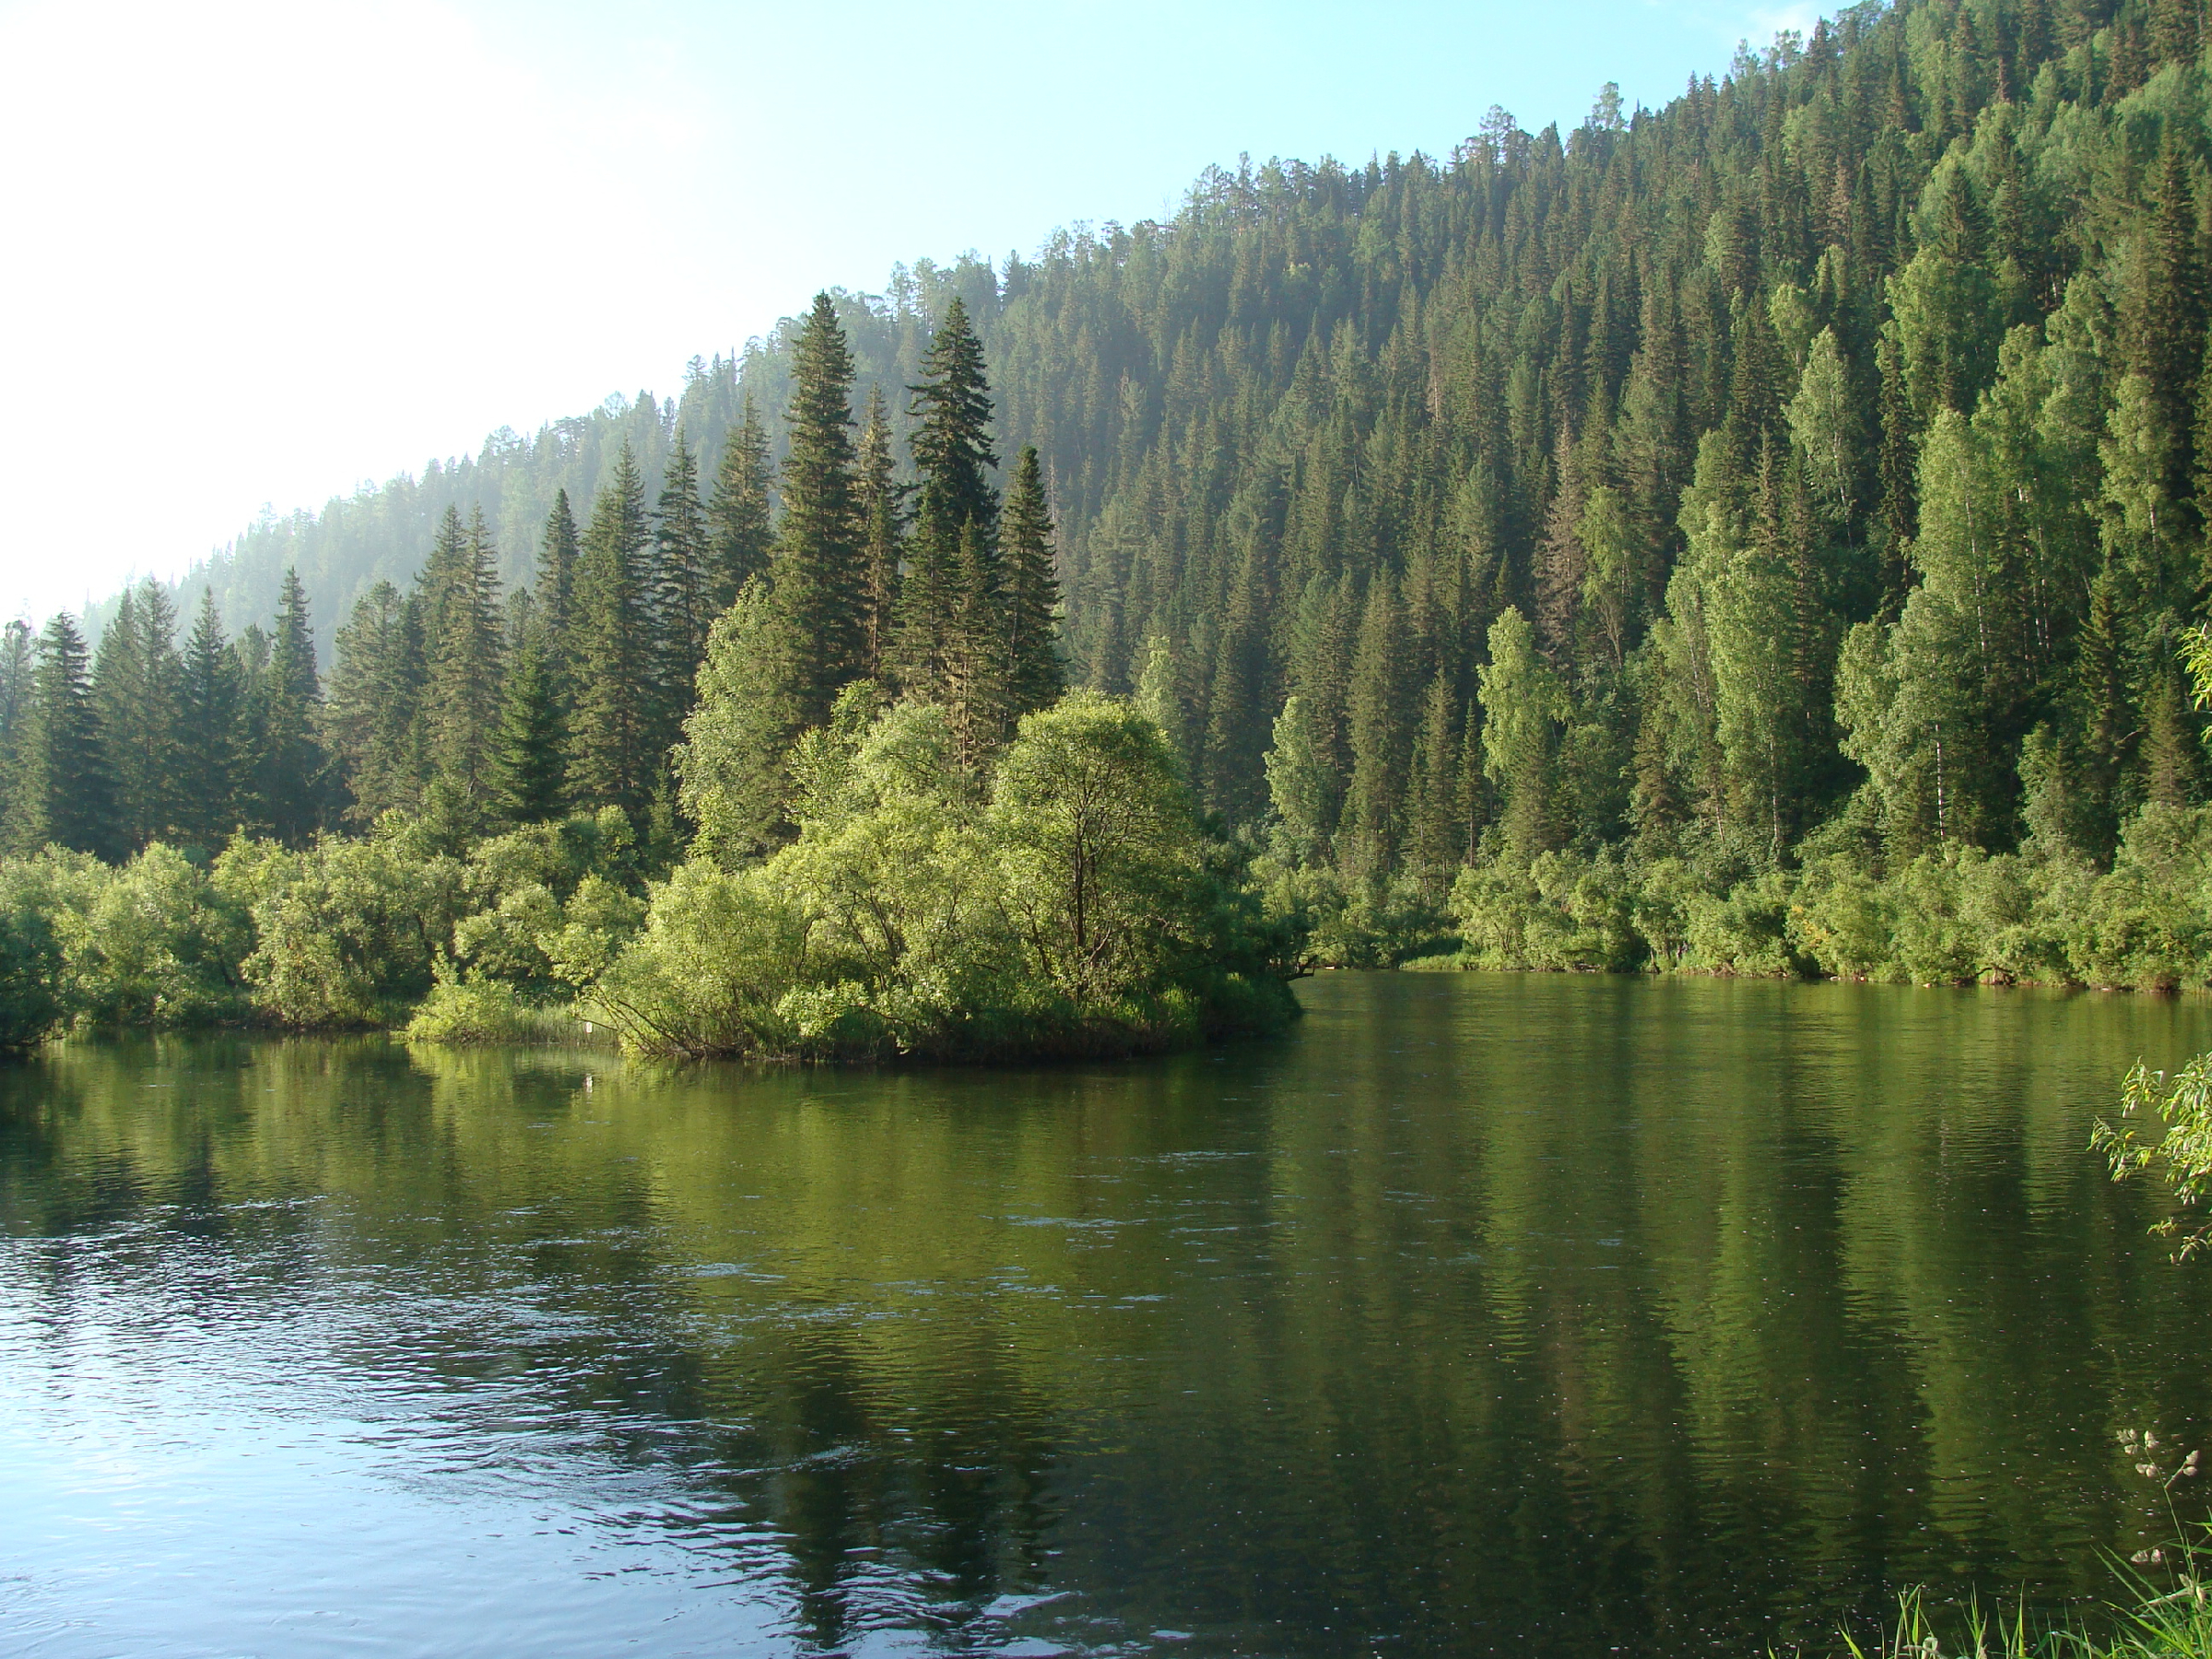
535 490 582 674
251 570 325 845
326 581 424 824
420 505 504 814
96 582 184 851
896 296 998 703
769 293 865 727
2123 135 2206 523
0 618 33 819
488 624 566 826
1000 444 1064 721
11 613 113 857
707 395 774 615
566 443 659 819
175 589 242 847
652 429 712 720
855 386 905 679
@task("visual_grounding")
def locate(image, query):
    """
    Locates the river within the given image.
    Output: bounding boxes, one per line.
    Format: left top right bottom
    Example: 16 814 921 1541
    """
4 972 2210 1656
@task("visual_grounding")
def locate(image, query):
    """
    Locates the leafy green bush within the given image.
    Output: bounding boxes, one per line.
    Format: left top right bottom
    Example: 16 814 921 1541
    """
589 693 1299 1062
0 853 80 1048
404 975 539 1044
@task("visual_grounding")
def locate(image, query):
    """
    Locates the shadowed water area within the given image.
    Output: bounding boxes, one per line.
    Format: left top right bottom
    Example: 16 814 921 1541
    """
5 973 2212 1657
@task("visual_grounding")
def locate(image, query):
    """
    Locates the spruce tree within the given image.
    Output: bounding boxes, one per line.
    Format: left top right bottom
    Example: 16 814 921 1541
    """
96 582 184 851
250 570 325 845
535 490 581 665
769 293 865 727
420 505 504 814
11 613 114 857
653 429 712 715
2123 135 2205 522
895 297 998 703
325 581 424 824
488 624 566 825
175 589 242 847
566 443 658 818
0 618 33 820
706 395 774 614
855 386 905 678
1000 444 1063 720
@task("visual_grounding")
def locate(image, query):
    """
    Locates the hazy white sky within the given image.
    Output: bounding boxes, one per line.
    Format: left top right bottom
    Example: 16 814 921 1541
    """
0 0 1816 624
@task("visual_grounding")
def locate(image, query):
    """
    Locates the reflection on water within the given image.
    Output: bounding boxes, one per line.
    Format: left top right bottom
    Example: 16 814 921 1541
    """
3 974 2211 1657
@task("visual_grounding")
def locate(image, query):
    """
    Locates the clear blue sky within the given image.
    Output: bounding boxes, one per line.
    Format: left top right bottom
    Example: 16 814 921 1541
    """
0 0 1818 620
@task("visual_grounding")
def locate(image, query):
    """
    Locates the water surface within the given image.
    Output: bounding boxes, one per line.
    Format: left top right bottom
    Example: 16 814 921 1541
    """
5 973 2211 1656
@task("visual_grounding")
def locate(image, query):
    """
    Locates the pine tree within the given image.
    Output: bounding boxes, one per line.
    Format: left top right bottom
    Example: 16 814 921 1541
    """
10 613 113 857
1875 326 1918 620
652 429 712 724
896 297 998 702
943 520 1007 766
999 444 1064 721
488 623 566 826
1402 668 1464 877
250 570 325 845
707 394 775 616
566 443 659 818
536 490 581 665
419 505 504 814
2123 135 2205 524
96 582 184 851
1341 571 1407 877
325 581 424 824
175 589 242 847
769 293 866 727
0 618 33 820
855 386 905 678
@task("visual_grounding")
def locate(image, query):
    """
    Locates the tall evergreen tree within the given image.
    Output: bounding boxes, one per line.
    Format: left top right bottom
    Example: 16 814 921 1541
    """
895 297 998 705
325 581 425 825
10 614 113 856
0 618 34 820
855 386 905 679
707 395 775 615
535 489 582 665
653 429 712 716
1000 444 1064 720
566 443 659 818
419 505 505 814
175 589 242 847
250 569 325 845
488 623 566 826
768 293 866 728
96 582 185 851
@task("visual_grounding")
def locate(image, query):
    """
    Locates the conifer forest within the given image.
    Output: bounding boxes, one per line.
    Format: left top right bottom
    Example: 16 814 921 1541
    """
13 0 2212 1048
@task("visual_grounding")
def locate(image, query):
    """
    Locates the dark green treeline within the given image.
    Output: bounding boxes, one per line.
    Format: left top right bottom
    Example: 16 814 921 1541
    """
3 300 1062 855
41 0 2212 900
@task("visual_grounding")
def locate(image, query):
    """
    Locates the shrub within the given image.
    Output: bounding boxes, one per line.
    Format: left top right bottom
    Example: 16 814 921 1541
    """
404 975 537 1044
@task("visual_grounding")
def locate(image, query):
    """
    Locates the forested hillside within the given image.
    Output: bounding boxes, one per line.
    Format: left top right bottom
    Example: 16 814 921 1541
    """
16 0 2212 1004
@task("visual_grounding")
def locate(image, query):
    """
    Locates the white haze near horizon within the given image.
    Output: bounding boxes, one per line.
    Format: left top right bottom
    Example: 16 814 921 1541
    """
0 0 1817 629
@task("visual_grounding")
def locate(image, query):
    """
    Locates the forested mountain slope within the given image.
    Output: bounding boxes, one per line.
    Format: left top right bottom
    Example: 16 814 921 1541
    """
40 0 2212 953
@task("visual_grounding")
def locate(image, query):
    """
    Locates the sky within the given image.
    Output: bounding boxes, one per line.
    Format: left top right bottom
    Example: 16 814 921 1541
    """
0 0 1819 626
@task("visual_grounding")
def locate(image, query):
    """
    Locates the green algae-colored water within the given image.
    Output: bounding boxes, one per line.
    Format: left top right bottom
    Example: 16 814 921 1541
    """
5 971 2211 1657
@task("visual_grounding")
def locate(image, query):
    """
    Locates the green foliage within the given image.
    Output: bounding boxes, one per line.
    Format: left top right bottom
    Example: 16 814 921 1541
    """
593 692 1297 1061
35 0 2212 1043
0 853 73 1047
674 580 802 864
403 973 538 1045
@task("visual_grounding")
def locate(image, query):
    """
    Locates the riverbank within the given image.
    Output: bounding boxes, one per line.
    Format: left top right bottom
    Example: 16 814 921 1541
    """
1364 802 2212 993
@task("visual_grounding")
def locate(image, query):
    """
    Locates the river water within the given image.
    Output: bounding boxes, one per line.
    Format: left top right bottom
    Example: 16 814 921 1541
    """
4 973 2210 1657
